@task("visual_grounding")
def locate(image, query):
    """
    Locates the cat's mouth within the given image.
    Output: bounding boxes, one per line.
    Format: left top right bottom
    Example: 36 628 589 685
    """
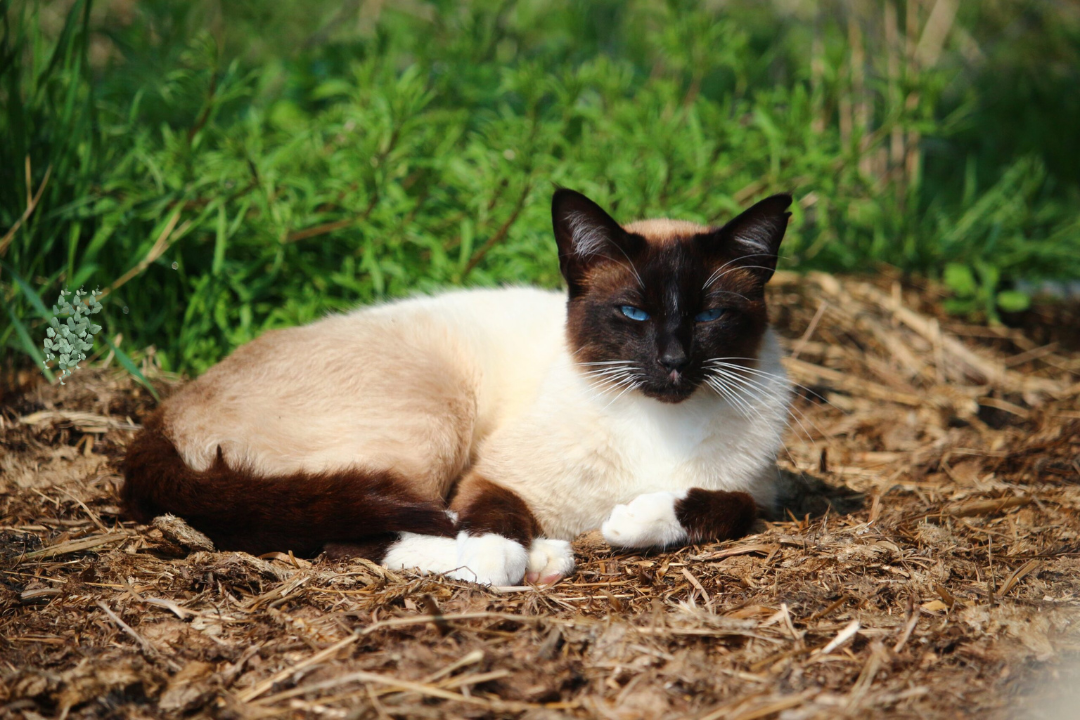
640 371 698 403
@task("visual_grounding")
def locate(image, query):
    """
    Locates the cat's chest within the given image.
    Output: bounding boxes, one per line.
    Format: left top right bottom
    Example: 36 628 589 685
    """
585 394 732 497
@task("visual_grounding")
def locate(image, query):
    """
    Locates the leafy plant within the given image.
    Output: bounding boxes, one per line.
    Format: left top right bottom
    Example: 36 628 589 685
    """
1 0 1077 384
43 288 103 383
943 262 1031 324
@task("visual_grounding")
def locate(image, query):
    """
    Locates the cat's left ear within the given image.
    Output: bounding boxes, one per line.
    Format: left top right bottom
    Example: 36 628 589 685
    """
705 193 793 282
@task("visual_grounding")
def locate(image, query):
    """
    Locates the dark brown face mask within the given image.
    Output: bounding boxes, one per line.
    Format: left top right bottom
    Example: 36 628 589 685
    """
552 189 792 403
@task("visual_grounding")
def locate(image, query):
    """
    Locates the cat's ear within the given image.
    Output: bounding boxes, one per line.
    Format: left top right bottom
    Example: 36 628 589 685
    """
552 189 640 292
706 193 793 282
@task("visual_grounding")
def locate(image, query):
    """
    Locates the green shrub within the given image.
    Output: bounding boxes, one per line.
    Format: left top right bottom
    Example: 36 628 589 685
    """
2 0 1078 379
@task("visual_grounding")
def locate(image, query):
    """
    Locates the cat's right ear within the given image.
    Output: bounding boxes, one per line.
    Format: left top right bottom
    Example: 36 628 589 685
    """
552 189 639 293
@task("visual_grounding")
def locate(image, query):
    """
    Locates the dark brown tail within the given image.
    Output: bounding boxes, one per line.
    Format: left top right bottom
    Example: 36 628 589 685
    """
122 412 455 557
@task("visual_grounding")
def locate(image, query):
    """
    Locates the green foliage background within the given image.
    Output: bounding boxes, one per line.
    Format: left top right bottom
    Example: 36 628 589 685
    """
2 0 1079 377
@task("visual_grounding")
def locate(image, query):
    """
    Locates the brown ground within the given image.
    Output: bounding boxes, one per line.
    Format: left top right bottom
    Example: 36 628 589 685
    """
2 273 1079 720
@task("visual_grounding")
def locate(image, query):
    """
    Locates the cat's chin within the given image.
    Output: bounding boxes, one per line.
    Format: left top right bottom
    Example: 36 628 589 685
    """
639 383 698 404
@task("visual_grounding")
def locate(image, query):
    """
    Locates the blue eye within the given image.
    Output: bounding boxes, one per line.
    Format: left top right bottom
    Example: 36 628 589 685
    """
620 305 650 321
695 308 725 322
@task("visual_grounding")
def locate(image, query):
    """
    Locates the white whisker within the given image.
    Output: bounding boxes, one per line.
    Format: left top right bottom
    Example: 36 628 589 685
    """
601 377 643 410
703 264 778 290
709 367 814 443
606 242 645 291
583 367 637 378
581 364 646 407
707 365 828 446
704 376 758 423
589 251 644 290
704 357 834 407
705 373 803 469
702 253 778 289
587 371 635 382
708 289 753 304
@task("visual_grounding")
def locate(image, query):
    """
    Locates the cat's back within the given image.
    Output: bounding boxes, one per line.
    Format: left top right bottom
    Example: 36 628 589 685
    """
162 286 565 479
387 287 567 433
364 285 564 351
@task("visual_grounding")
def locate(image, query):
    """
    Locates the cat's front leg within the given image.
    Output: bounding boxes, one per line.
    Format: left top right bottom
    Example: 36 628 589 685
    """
449 473 574 585
601 488 756 549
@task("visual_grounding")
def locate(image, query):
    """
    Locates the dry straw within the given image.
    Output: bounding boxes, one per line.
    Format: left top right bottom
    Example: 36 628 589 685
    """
2 272 1078 718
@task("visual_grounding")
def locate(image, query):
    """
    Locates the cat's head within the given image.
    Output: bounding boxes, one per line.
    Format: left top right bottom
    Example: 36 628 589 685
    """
553 188 792 404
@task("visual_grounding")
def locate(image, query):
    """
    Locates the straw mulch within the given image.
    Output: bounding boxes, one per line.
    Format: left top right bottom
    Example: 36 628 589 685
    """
2 272 1079 719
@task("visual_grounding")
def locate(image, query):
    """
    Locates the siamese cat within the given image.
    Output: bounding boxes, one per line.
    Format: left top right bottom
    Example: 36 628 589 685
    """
123 189 793 586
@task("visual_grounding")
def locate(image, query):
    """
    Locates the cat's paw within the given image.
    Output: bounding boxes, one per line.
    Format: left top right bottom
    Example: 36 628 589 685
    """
525 538 575 585
448 532 528 586
382 533 459 574
601 491 689 549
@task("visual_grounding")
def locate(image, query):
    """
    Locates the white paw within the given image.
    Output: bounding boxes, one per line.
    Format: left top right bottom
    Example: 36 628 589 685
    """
447 532 528 586
601 491 689 549
383 533 459 574
525 538 575 585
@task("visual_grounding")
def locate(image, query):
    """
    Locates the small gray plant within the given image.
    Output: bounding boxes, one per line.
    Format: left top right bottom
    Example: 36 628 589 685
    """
43 288 103 384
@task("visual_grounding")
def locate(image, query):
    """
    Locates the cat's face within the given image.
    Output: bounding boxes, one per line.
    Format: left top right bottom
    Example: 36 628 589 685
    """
553 189 791 404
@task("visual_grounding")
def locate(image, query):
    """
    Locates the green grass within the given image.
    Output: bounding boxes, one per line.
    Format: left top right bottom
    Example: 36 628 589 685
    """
2 0 1079 378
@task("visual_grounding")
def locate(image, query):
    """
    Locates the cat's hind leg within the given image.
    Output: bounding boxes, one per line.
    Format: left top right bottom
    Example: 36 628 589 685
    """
448 473 575 586
451 533 529 586
123 411 461 558
526 538 575 585
447 535 575 586
325 531 460 576
325 479 576 585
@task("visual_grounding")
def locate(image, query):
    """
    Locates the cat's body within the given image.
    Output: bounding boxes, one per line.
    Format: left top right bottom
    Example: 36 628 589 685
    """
124 190 794 585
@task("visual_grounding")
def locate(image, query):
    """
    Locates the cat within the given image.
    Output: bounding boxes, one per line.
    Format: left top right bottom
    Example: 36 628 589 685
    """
122 188 793 586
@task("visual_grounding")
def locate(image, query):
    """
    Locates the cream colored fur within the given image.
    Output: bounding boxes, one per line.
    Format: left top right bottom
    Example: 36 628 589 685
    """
164 285 789 543
472 323 790 539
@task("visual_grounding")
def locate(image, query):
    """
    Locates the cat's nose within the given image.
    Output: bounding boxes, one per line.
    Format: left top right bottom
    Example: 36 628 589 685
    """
658 350 688 373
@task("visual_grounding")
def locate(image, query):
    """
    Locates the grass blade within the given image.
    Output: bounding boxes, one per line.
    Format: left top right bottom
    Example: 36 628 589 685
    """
3 261 51 318
105 335 160 402
0 291 54 382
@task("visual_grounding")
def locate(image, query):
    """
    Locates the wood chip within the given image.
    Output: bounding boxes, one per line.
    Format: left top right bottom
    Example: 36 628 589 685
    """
21 532 131 560
819 620 861 655
5 271 1079 719
945 496 1032 518
19 410 141 433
